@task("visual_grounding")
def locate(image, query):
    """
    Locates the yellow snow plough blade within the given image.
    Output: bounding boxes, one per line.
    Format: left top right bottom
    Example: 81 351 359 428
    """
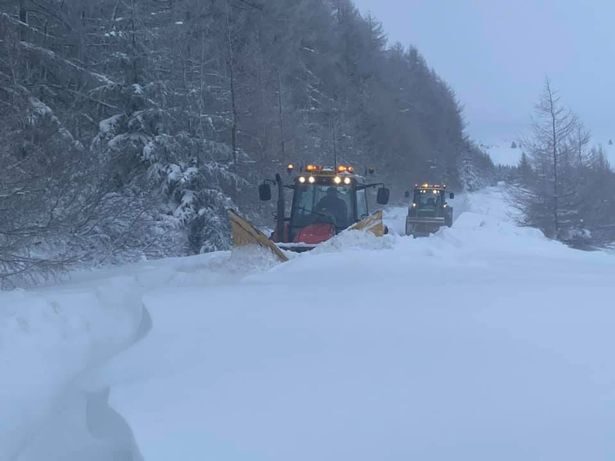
228 210 289 262
346 210 386 236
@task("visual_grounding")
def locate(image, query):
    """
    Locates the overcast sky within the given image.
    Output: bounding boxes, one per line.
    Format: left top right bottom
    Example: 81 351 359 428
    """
352 0 615 144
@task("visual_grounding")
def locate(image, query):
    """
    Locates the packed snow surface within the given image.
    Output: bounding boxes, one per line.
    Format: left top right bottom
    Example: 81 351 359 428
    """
3 185 615 460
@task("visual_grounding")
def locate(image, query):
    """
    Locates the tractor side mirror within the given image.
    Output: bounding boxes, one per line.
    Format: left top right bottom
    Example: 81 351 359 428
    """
259 183 272 201
404 191 410 199
377 187 390 205
449 192 455 200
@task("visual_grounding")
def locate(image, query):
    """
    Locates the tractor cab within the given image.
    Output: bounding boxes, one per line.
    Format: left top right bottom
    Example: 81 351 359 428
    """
259 164 390 251
405 183 454 236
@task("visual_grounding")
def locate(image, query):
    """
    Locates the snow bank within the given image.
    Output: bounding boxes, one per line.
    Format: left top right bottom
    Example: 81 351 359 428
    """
3 248 277 459
312 228 396 254
0 278 145 459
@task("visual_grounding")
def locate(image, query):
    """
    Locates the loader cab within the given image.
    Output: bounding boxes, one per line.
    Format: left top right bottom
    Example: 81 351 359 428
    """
259 164 389 251
406 184 454 235
409 185 453 215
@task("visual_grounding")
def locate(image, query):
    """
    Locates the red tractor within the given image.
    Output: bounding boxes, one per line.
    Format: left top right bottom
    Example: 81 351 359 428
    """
229 164 390 259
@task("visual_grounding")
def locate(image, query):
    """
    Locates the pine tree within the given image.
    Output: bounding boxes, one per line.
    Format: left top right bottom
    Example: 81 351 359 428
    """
521 79 580 239
514 80 615 246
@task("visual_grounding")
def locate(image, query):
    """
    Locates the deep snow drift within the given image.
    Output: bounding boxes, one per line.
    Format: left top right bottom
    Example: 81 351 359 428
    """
3 185 615 461
0 278 147 460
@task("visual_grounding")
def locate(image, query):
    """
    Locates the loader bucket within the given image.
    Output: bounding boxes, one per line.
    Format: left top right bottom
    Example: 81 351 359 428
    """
228 210 289 262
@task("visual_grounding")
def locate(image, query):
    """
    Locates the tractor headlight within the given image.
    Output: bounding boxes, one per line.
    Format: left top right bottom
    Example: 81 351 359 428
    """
334 176 342 184
308 176 316 184
299 176 306 184
343 177 351 185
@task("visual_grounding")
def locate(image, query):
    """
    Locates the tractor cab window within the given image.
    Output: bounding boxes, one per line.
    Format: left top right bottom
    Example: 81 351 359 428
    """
356 188 368 219
414 189 443 209
292 185 353 229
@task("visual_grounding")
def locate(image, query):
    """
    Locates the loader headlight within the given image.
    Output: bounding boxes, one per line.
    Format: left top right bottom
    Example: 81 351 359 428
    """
308 176 316 184
299 176 306 184
343 177 351 185
334 176 342 184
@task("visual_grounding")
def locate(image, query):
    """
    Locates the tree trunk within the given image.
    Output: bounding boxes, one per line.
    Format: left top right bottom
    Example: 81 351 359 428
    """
547 82 559 238
277 71 286 160
229 60 238 164
19 0 27 41
226 1 238 164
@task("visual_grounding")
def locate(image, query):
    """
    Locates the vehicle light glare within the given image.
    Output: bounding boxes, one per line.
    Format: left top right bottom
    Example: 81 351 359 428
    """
308 176 316 184
343 177 351 185
299 176 306 183
334 176 342 184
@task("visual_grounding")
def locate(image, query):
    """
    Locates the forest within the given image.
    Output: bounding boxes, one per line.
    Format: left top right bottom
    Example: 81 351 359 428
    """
0 0 493 285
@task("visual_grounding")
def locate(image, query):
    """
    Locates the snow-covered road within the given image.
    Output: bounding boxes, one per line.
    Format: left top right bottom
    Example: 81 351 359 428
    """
4 185 615 460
